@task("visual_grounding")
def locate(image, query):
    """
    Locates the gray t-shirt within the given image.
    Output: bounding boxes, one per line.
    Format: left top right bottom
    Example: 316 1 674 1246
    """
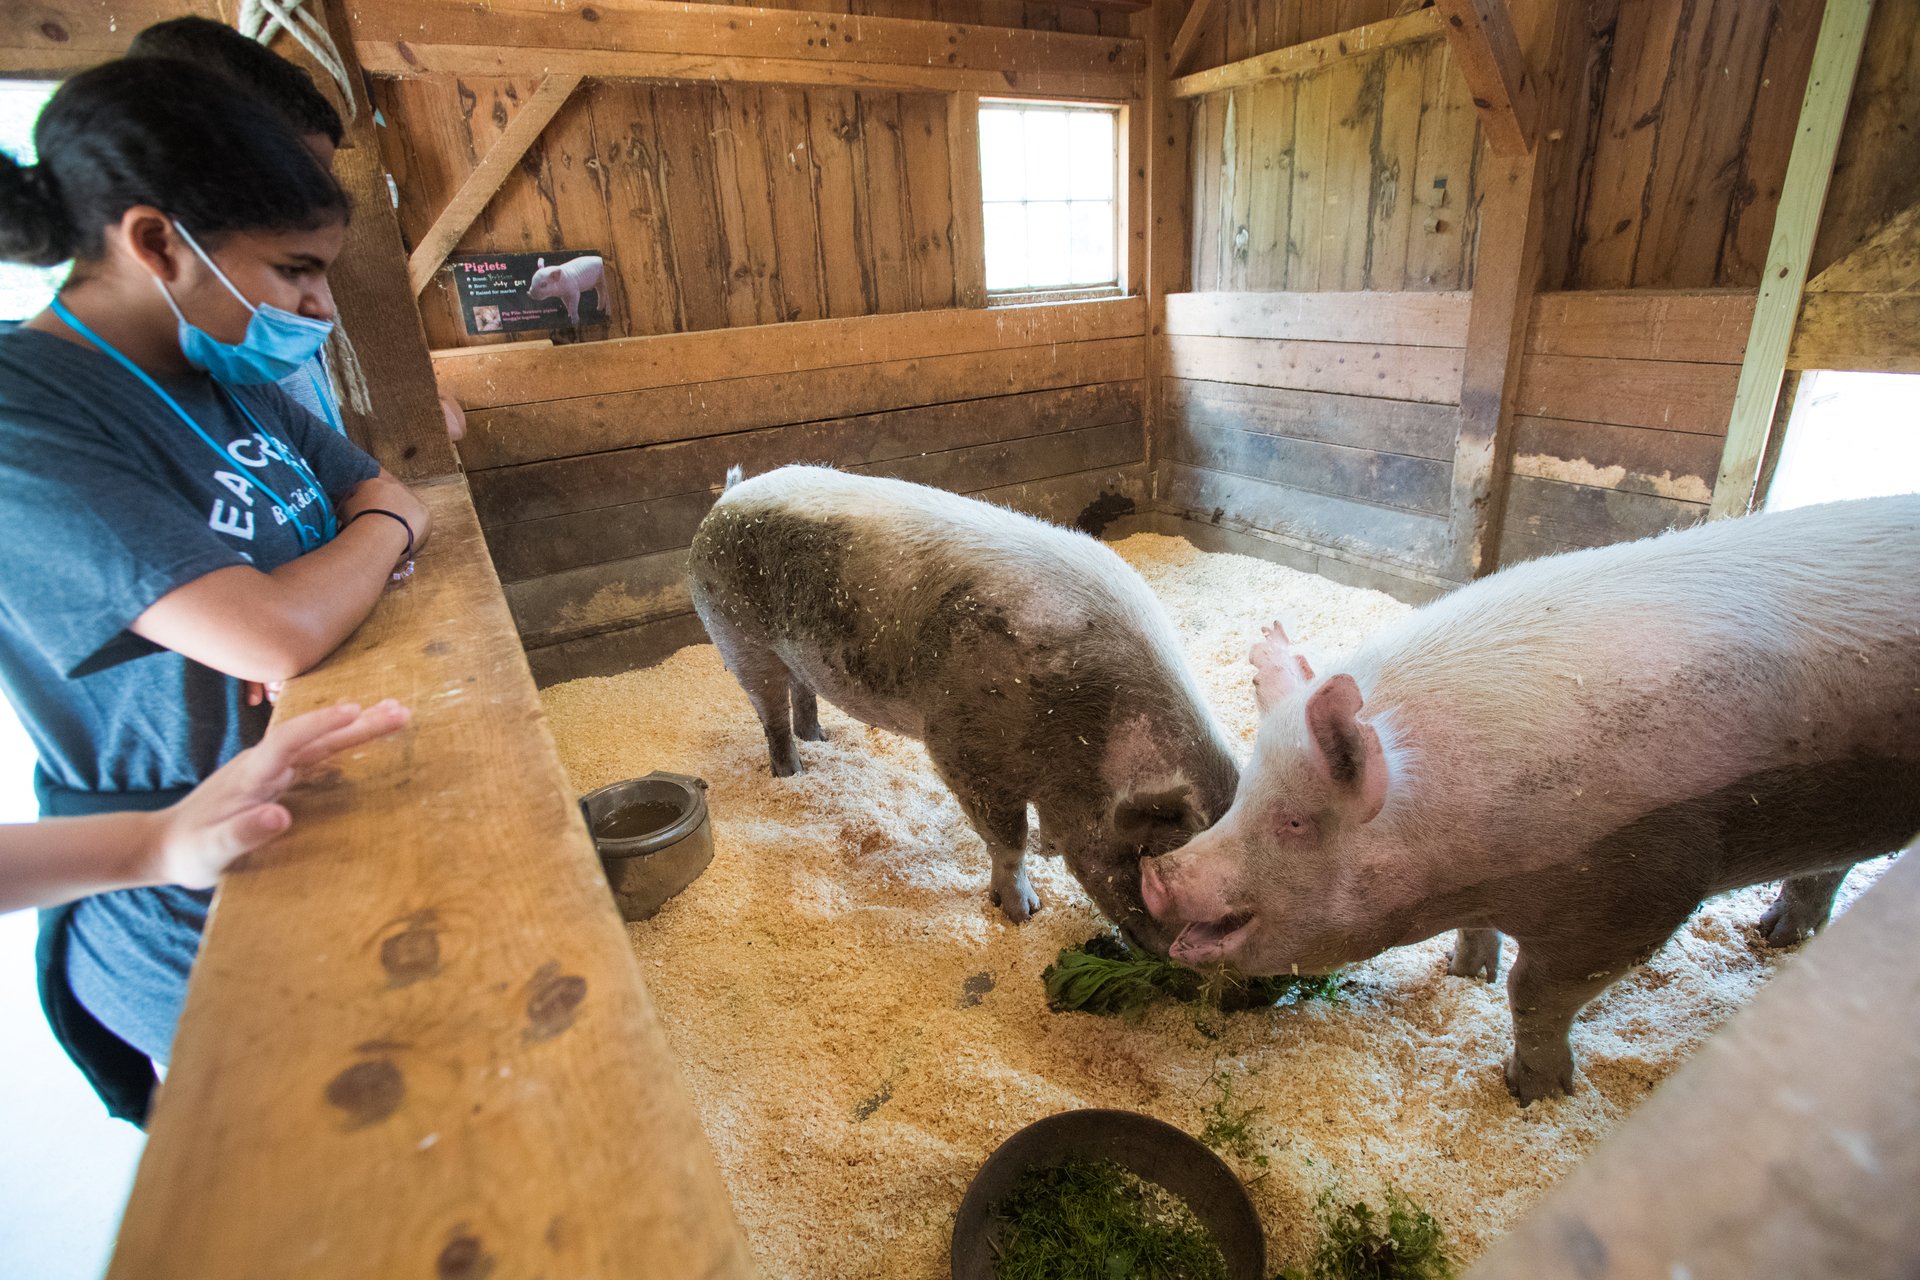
0 326 381 793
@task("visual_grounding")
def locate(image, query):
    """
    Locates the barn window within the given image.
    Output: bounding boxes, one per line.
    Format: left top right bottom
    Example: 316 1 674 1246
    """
0 81 63 324
978 100 1120 298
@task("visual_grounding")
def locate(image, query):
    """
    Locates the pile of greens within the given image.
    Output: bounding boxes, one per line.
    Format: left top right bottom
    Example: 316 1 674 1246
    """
1278 1187 1456 1280
989 1157 1229 1280
1043 934 1342 1016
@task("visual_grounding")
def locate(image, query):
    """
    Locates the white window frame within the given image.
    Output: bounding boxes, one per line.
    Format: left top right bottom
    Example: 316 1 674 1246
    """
977 97 1126 303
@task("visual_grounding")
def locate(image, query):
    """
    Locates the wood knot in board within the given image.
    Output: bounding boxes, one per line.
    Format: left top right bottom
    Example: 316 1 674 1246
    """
326 1057 405 1129
40 21 69 42
579 5 600 20
437 1229 496 1280
523 962 588 1042
381 913 442 988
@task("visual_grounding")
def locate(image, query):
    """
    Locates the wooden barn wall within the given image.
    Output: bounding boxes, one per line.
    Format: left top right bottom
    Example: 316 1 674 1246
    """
1551 0 1822 290
376 77 967 350
1497 289 1750 566
1155 290 1467 591
434 299 1150 684
1184 28 1486 293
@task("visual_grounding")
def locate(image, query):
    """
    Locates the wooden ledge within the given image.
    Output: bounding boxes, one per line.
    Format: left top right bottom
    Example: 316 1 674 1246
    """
107 478 752 1279
1170 8 1442 99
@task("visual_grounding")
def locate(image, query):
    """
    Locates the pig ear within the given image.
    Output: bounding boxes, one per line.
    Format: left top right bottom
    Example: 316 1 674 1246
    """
1304 675 1387 824
1250 619 1315 714
1111 779 1201 849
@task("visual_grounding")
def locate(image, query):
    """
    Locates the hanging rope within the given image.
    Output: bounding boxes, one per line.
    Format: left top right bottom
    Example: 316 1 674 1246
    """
237 0 358 121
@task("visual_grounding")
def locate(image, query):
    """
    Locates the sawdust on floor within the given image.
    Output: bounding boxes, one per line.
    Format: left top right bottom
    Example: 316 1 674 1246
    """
541 531 1886 1277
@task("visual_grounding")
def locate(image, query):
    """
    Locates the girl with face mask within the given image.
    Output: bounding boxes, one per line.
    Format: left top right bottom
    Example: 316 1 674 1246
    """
0 58 432 1124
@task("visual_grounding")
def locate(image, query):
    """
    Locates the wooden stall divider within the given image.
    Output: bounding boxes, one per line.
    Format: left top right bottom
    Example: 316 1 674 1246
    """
1463 850 1920 1280
106 480 755 1279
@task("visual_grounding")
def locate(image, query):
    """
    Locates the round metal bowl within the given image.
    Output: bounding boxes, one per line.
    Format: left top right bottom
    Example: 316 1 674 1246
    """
578 771 713 922
950 1108 1266 1280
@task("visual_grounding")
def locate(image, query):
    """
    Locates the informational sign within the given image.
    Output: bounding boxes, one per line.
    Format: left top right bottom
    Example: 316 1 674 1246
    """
448 250 608 333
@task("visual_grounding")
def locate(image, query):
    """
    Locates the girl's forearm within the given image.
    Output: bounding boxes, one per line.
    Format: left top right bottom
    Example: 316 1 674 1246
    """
0 811 165 912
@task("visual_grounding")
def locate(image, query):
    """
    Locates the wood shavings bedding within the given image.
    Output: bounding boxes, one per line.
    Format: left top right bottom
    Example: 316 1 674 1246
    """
541 531 1888 1277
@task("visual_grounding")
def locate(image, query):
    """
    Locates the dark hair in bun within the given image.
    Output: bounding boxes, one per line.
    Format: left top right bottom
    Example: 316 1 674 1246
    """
0 57 349 268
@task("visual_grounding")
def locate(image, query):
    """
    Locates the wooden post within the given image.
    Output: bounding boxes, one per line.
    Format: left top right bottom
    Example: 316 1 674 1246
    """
1146 0 1194 503
1166 0 1219 75
1464 852 1920 1280
1708 0 1874 520
290 0 461 481
948 91 987 308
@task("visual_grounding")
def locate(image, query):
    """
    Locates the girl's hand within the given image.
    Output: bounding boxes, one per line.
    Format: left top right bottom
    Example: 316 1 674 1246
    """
151 699 410 888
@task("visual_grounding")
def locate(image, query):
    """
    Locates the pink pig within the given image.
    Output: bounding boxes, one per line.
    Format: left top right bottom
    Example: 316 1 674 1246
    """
526 254 604 324
1140 495 1920 1104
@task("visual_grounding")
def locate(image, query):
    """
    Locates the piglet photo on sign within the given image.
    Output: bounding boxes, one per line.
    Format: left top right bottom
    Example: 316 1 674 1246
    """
448 250 609 334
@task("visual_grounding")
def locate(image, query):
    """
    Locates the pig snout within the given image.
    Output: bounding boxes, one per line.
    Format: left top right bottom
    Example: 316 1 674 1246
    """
1139 847 1253 967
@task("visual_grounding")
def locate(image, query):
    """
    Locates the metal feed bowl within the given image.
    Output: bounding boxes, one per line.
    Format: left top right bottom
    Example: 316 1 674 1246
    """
579 771 714 922
950 1108 1266 1280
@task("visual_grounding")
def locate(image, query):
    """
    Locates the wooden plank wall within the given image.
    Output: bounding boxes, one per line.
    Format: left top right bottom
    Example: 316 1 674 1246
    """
1553 0 1823 289
1156 289 1467 592
376 78 965 350
434 299 1151 684
1184 21 1486 291
1499 289 1751 565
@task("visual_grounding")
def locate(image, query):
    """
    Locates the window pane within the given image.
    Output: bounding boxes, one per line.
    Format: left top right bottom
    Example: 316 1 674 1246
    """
1025 200 1072 288
1022 110 1070 201
983 202 1029 291
1069 201 1115 285
1068 112 1115 200
979 108 1025 202
0 82 64 321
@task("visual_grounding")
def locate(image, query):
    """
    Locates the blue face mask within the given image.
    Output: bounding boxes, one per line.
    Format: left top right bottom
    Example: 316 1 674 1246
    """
153 220 334 385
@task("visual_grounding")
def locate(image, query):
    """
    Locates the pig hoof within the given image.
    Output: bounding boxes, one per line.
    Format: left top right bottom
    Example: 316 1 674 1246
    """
769 752 802 778
1504 1055 1575 1106
1449 929 1502 981
989 884 1042 924
797 724 829 743
1754 900 1821 948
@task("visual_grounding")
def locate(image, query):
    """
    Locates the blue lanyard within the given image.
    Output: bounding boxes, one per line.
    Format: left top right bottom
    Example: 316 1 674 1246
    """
49 298 334 551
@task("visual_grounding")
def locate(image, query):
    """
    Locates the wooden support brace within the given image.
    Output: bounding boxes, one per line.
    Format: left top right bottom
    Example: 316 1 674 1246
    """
1169 9 1443 100
1805 196 1920 294
1432 0 1538 156
1710 0 1875 520
407 74 583 297
1167 0 1220 76
1463 852 1920 1280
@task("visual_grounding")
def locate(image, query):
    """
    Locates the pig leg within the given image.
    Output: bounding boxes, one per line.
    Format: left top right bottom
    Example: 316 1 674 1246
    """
925 738 1039 922
1754 867 1851 947
1503 920 1680 1105
707 625 804 777
790 684 829 742
1448 927 1503 980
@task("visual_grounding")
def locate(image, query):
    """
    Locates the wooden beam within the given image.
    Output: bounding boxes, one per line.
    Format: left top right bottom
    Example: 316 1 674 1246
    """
351 0 1142 99
1464 852 1920 1280
1432 0 1538 156
1710 0 1875 520
1167 0 1221 75
1788 290 1920 372
0 0 230 74
106 481 755 1280
1805 196 1920 293
948 92 987 308
1169 8 1442 99
1143 0 1192 505
407 74 581 296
